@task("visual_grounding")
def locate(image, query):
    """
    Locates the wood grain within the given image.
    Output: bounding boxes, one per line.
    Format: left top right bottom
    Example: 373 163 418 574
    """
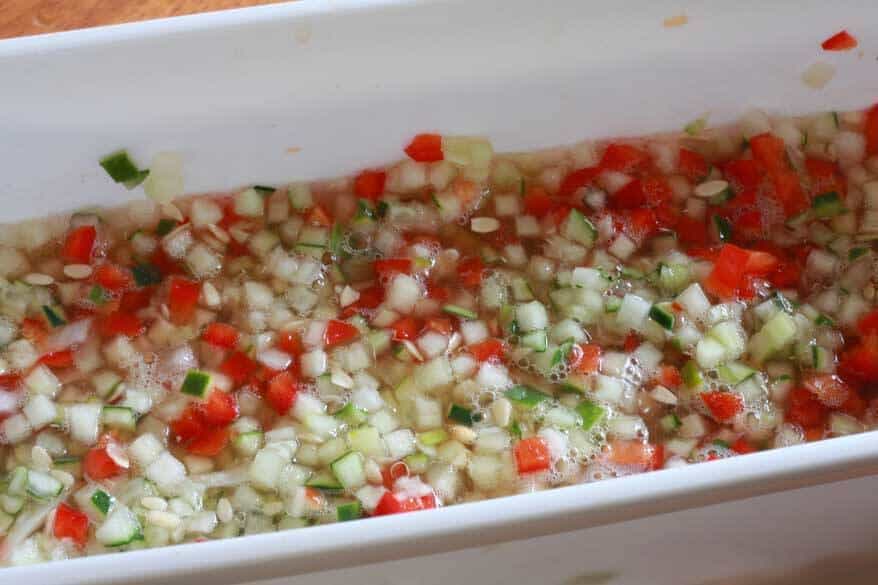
0 0 286 40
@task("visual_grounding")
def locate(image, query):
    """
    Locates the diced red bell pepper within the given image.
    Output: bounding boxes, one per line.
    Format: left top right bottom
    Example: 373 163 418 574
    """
642 176 673 206
787 387 828 428
202 389 239 425
63 226 97 264
373 491 437 515
265 371 299 415
220 351 258 386
513 437 551 474
424 317 453 335
93 264 132 292
821 30 858 51
805 157 846 196
425 281 450 302
53 503 89 548
404 133 444 162
324 319 360 347
627 208 658 242
39 349 75 369
770 171 808 217
119 287 154 313
99 311 145 338
866 104 878 156
736 209 764 241
307 205 332 227
656 365 682 389
381 461 410 490
21 317 48 344
468 338 505 363
0 373 22 390
457 256 485 288
168 277 201 325
677 148 709 182
374 258 413 278
675 215 709 246
704 244 776 300
572 343 601 374
84 446 124 480
723 158 762 193
606 439 659 469
857 309 878 336
749 133 787 174
558 167 600 197
701 391 743 422
599 143 650 173
187 427 231 457
612 179 646 209
276 330 304 356
390 316 421 341
623 332 640 353
523 187 555 217
171 404 207 444
839 335 878 383
340 285 385 318
202 322 239 349
353 170 387 201
802 373 852 408
731 437 757 455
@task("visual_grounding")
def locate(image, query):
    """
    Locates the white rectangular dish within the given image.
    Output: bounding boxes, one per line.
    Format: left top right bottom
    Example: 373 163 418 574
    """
1 0 878 583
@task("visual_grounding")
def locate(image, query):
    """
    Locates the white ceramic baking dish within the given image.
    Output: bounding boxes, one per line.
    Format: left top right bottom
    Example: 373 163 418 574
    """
1 1 877 583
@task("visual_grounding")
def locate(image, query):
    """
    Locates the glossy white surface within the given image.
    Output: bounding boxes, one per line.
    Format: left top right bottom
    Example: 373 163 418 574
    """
0 0 877 583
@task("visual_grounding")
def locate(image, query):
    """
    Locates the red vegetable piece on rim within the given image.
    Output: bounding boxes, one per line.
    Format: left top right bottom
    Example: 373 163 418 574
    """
701 391 743 422
63 226 97 264
821 30 858 51
404 133 444 162
54 503 90 548
514 436 551 474
84 446 125 480
354 170 387 201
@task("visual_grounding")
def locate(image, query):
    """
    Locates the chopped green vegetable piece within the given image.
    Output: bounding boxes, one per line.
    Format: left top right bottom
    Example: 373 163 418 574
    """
417 429 448 446
648 304 675 330
99 150 149 188
42 305 66 328
815 314 834 327
812 191 844 218
253 185 276 194
180 370 211 398
132 263 162 287
713 215 732 242
519 178 526 197
336 501 362 522
89 285 107 305
376 201 389 218
335 402 368 425
575 400 605 431
660 413 681 433
504 385 551 408
551 339 575 368
712 439 730 449
305 471 343 491
155 218 178 236
356 200 375 220
604 296 623 313
709 186 734 205
509 420 522 439
448 404 482 426
849 247 869 261
91 490 112 515
684 116 708 136
681 360 703 389
442 305 477 320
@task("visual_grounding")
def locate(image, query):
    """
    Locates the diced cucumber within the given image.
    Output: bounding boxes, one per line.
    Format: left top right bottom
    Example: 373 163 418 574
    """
657 263 691 294
336 501 362 522
132 263 163 286
812 345 832 372
180 369 211 398
560 209 597 247
649 303 675 330
96 506 143 547
305 470 343 491
559 374 588 395
695 336 727 369
447 404 482 426
442 304 477 320
296 226 329 249
681 360 704 389
575 400 605 431
288 183 314 210
812 191 843 218
330 452 366 489
91 489 113 516
713 215 732 242
0 494 24 515
102 406 137 432
233 431 263 457
26 470 63 499
604 296 622 313
750 311 797 363
42 305 67 328
521 329 548 352
511 277 535 302
718 361 756 385
52 456 82 476
660 413 682 432
336 402 369 426
404 452 430 474
347 426 385 457
234 187 265 217
551 339 575 368
417 429 448 446
504 385 551 408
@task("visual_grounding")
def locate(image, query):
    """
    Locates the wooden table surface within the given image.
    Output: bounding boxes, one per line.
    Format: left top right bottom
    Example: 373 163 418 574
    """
0 0 286 40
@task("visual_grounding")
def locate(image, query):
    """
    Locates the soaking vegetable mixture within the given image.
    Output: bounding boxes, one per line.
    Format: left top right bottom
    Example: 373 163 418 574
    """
2 105 878 566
